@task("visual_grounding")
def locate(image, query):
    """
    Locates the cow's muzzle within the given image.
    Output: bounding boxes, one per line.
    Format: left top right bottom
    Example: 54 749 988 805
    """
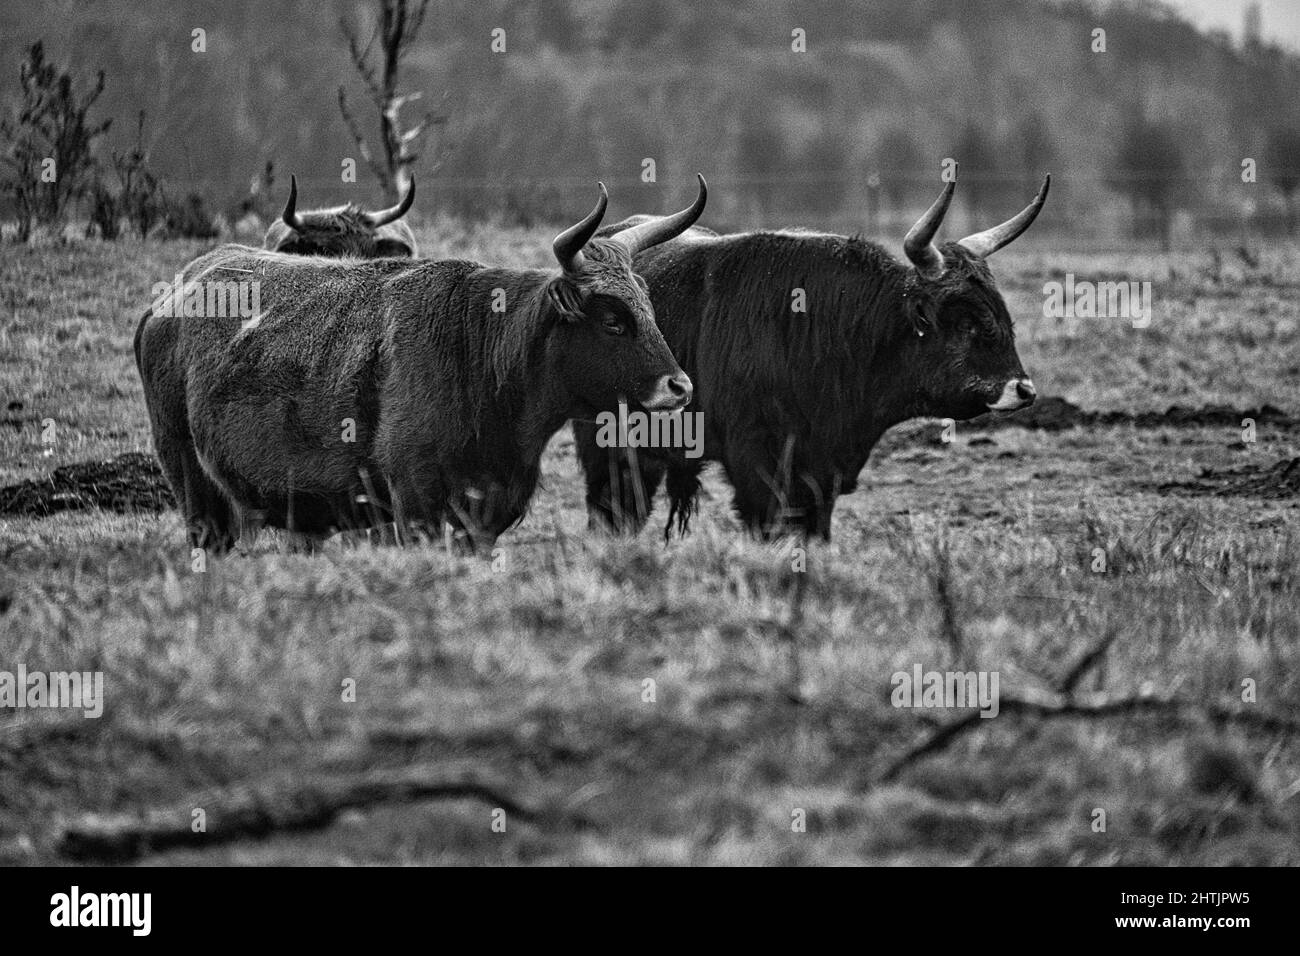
642 372 694 412
987 377 1036 412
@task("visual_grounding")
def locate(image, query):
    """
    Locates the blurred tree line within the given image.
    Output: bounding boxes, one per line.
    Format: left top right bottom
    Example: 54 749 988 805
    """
2 0 1300 245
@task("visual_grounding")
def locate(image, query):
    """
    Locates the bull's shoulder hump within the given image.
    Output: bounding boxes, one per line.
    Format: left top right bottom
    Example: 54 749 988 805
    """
179 243 260 274
200 247 419 277
377 257 485 294
717 228 843 244
400 257 485 279
416 257 485 269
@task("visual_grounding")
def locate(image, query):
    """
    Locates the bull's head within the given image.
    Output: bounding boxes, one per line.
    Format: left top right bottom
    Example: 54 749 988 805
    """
544 177 707 413
901 175 1049 418
262 175 418 258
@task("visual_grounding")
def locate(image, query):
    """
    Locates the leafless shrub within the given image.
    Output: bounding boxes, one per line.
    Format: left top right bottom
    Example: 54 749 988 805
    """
0 42 111 242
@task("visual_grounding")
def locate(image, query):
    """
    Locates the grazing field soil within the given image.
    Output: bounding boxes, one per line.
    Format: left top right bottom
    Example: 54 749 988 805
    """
2 229 1299 865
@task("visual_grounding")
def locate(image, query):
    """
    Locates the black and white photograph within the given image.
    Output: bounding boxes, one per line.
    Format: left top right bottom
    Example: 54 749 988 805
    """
0 0 1294 915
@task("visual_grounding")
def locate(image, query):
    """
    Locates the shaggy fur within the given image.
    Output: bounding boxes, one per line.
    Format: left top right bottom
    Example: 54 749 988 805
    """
135 237 686 552
578 221 1033 540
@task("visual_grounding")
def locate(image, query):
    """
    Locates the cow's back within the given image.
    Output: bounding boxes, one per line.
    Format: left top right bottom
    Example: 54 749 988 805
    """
176 248 468 520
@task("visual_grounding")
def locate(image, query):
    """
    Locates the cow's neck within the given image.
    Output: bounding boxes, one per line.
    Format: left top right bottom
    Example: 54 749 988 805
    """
841 302 931 448
492 360 572 476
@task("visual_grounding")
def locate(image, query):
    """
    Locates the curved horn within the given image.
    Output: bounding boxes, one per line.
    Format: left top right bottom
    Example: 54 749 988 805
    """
281 175 305 231
365 177 416 227
609 174 708 256
903 179 955 278
552 182 609 274
958 174 1051 258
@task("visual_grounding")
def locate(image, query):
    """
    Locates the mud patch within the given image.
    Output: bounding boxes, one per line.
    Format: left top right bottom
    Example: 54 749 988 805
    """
4 397 1297 519
0 452 174 517
1155 458 1300 501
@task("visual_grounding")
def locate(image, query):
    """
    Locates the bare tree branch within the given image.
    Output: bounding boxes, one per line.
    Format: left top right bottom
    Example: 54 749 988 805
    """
335 0 444 202
405 0 432 51
339 15 383 105
337 87 389 192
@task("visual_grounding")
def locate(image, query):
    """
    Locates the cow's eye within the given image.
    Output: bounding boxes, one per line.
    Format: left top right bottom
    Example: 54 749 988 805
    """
601 316 626 336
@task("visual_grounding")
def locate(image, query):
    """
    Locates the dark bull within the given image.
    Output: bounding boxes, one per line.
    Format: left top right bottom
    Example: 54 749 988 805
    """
576 175 1050 540
262 175 419 258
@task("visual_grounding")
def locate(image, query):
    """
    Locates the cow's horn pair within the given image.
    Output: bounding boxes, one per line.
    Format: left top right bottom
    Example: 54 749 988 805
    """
280 175 416 230
553 174 708 274
904 174 1051 278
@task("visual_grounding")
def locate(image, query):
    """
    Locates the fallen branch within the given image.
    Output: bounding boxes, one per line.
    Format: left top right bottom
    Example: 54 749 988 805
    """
57 761 587 863
878 688 1300 785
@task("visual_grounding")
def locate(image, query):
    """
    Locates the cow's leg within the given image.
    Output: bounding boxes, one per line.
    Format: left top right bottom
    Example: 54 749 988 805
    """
387 475 416 546
721 446 809 540
752 479 836 541
573 419 666 534
152 424 236 555
730 485 784 539
235 506 266 553
138 314 235 555
386 469 449 547
284 531 325 554
185 458 237 554
804 473 841 541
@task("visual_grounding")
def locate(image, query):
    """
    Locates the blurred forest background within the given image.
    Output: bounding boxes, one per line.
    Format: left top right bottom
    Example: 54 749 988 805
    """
3 0 1300 247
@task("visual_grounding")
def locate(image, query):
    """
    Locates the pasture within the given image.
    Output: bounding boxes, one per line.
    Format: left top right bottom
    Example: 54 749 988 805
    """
1 227 1299 865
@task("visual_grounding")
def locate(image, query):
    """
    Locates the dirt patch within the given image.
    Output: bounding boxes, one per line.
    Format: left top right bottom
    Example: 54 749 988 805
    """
0 452 174 517
3 397 1296 519
1156 457 1300 500
966 396 1296 432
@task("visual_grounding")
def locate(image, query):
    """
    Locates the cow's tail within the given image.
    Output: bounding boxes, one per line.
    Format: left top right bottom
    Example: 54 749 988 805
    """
663 466 702 540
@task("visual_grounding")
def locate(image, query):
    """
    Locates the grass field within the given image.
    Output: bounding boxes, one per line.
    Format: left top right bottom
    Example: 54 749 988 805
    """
2 226 1299 865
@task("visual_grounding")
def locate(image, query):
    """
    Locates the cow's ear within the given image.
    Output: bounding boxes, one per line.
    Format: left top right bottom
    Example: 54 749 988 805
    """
374 239 414 258
545 277 585 321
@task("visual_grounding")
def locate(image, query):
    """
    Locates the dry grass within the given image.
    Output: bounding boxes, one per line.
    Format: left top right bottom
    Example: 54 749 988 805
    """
1 229 1298 864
